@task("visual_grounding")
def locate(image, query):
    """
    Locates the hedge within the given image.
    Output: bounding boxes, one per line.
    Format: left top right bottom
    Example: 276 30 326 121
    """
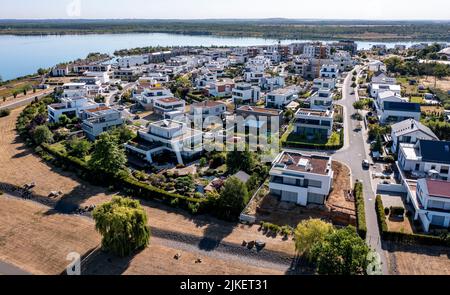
375 195 449 247
41 143 208 214
354 182 367 239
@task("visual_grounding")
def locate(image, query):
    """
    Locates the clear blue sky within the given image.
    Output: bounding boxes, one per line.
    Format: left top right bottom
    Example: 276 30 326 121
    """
0 0 449 20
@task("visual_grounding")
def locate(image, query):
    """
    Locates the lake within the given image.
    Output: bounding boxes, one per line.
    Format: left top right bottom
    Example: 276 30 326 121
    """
0 32 426 81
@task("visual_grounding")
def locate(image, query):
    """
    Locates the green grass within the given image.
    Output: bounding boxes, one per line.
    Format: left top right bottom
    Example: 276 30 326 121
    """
410 96 424 104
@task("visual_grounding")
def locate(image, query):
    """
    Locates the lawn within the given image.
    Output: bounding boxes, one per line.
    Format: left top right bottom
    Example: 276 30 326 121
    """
409 96 425 104
285 130 341 146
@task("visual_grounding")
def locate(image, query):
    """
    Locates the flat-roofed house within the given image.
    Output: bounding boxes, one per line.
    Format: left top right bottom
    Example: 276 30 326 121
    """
81 106 124 140
124 120 203 165
269 151 334 206
153 97 186 120
294 108 334 140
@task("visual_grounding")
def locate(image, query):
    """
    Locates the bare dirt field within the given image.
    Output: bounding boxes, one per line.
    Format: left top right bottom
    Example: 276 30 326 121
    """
0 108 294 274
385 242 450 275
0 195 100 274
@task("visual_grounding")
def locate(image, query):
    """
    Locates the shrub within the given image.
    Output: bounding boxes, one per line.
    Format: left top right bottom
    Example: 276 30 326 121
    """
354 182 367 239
384 207 390 216
0 109 11 117
390 206 405 216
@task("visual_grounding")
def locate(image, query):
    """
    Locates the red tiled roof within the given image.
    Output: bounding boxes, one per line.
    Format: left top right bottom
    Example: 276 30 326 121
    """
426 179 450 199
85 106 111 113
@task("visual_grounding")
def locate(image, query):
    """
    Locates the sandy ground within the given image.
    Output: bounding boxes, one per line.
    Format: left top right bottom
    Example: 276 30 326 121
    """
0 108 293 275
385 242 450 275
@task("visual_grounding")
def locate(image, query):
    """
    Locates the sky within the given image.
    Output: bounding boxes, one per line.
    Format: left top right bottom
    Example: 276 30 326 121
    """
0 0 449 20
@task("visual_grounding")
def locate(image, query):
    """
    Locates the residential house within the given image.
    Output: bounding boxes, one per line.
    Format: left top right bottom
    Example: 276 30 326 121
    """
73 64 111 74
188 101 227 126
368 60 387 72
406 179 450 232
390 119 439 153
269 151 334 206
133 87 174 110
232 83 261 104
113 67 142 81
265 86 299 109
398 140 450 180
51 64 69 77
294 108 334 140
378 101 421 124
370 84 401 98
205 78 235 98
308 88 334 111
153 97 186 120
312 78 336 91
125 120 203 165
118 55 148 68
320 64 339 79
81 106 124 140
236 105 283 131
47 96 100 123
371 72 397 85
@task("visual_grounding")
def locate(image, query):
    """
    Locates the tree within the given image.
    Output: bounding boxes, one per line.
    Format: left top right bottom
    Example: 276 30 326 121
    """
175 175 195 194
433 63 449 88
33 125 54 145
294 219 334 260
372 134 383 153
93 196 150 257
109 126 136 144
311 226 374 275
65 137 91 159
246 173 261 192
226 149 256 174
37 68 47 75
284 109 294 123
58 114 71 127
88 133 127 174
215 176 249 220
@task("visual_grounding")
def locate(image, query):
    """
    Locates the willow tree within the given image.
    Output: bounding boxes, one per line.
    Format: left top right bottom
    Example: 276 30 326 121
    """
93 196 150 257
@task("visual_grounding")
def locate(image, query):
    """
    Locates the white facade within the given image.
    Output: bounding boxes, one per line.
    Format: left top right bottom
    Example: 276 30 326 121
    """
312 78 336 91
309 89 334 111
188 101 227 125
265 86 299 109
118 55 148 68
153 97 186 119
125 120 203 165
134 87 174 110
391 119 439 153
294 108 334 139
320 64 339 79
269 151 334 206
81 107 124 140
48 96 100 123
61 83 88 99
371 84 401 98
368 60 387 72
232 83 261 104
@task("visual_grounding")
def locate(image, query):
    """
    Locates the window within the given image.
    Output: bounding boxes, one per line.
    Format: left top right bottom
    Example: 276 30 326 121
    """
308 180 322 188
440 166 449 174
415 163 420 171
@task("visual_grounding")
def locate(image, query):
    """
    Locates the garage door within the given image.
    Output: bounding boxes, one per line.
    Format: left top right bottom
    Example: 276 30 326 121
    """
281 191 298 203
431 215 445 227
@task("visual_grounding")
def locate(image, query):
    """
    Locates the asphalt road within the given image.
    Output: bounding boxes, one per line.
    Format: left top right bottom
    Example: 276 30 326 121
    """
0 89 54 111
0 260 30 275
333 66 388 274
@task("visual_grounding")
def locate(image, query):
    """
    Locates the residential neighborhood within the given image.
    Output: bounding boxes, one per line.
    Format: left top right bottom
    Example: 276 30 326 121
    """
0 4 449 283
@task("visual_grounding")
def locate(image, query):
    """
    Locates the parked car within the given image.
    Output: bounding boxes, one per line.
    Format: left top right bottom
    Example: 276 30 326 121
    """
362 159 370 169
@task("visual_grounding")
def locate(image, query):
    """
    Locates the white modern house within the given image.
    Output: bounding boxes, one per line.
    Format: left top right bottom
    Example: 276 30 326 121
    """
370 84 401 98
153 97 186 119
320 64 339 79
84 71 110 84
294 108 334 140
308 88 334 111
118 55 148 68
61 83 88 99
51 64 69 77
368 60 387 72
390 119 439 153
406 179 450 232
204 78 235 98
73 64 111 74
232 83 261 104
371 72 397 85
134 87 174 110
125 120 203 165
48 97 100 123
188 101 227 125
269 151 334 206
312 78 336 91
81 106 124 140
398 140 450 181
265 86 299 109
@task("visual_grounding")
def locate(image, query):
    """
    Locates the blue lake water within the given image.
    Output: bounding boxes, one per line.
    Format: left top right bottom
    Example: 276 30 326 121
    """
0 32 426 81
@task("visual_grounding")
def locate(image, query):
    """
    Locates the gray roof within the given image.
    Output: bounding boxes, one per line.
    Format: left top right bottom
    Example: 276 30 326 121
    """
391 119 438 140
419 140 450 164
383 101 421 112
233 171 251 183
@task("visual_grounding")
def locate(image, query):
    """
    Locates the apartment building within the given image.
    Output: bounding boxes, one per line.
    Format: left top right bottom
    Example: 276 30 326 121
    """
320 64 339 79
118 55 148 68
269 151 334 206
294 108 334 140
